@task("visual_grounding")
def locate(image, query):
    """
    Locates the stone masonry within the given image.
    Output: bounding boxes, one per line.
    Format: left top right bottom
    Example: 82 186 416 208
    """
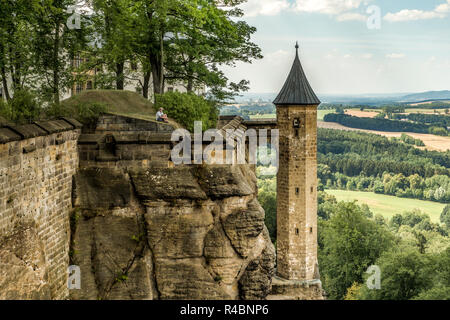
276 105 318 281
0 119 81 299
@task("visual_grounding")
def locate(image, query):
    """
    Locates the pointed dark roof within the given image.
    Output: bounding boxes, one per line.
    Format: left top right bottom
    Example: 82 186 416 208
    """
273 43 321 105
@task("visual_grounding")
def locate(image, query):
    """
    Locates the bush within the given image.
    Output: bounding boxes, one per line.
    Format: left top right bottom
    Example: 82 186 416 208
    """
47 101 107 126
429 126 449 137
441 205 450 228
0 90 41 124
155 92 217 131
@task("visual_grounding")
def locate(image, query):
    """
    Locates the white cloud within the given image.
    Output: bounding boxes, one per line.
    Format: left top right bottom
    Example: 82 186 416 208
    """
384 1 450 22
240 0 290 17
240 0 374 23
435 1 450 13
294 0 369 15
386 53 405 59
265 50 291 64
384 9 445 22
362 53 373 59
336 12 367 22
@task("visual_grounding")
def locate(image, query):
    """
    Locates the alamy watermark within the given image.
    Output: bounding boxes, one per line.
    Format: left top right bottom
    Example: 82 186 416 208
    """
367 5 381 30
68 265 81 290
171 121 279 175
366 265 381 290
66 6 81 30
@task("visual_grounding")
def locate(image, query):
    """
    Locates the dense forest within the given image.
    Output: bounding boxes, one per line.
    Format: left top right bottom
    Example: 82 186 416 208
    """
317 129 450 202
258 174 450 300
392 113 450 127
323 113 434 133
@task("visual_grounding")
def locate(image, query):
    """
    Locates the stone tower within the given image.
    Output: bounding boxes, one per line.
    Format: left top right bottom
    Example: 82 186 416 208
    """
273 43 321 282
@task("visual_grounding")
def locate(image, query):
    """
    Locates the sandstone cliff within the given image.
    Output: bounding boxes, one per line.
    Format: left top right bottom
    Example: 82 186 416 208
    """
70 164 275 300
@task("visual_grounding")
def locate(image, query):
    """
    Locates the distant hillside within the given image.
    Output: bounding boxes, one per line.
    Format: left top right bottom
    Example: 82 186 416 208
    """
399 90 450 103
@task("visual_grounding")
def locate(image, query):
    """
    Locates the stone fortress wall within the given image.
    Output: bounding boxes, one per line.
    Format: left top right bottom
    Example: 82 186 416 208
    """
0 119 81 299
0 114 277 300
0 112 323 300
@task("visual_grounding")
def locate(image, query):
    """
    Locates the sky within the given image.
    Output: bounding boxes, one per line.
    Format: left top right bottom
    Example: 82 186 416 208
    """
221 0 450 95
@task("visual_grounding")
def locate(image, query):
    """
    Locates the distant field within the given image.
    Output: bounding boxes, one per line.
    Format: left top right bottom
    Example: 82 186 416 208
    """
345 109 379 118
326 190 445 223
364 108 448 114
249 110 334 121
318 110 335 121
249 114 276 120
409 101 450 107
318 121 450 152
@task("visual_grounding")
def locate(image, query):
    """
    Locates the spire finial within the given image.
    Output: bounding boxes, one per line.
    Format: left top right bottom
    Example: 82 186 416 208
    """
295 41 299 57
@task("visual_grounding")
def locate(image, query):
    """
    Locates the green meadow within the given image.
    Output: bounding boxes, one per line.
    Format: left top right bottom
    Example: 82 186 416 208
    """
325 189 445 223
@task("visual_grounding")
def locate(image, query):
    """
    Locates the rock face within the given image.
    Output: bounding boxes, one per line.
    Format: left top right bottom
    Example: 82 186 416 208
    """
70 165 275 300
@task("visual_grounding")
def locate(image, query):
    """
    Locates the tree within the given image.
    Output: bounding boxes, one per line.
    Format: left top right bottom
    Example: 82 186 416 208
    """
92 0 136 91
163 0 261 101
131 0 261 100
0 0 37 100
357 247 433 300
32 0 91 104
318 202 394 299
258 190 276 243
441 205 450 228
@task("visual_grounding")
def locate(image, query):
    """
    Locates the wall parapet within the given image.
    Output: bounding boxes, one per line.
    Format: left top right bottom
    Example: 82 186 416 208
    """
0 118 83 144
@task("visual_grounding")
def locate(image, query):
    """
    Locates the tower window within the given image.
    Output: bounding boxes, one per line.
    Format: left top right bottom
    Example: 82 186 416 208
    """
295 228 299 235
310 227 313 233
311 186 314 193
295 129 299 137
295 187 299 196
293 118 300 128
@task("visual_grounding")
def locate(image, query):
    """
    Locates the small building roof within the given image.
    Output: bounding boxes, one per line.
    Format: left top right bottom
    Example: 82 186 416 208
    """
273 43 321 106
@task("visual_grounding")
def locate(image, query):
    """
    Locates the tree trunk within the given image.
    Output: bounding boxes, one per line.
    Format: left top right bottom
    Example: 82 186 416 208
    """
1 70 10 101
143 70 151 99
116 62 124 90
150 54 163 95
0 42 11 101
187 78 193 93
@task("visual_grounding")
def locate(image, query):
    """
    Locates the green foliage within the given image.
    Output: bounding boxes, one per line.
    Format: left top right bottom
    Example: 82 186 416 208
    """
393 113 450 127
357 247 434 300
47 101 107 126
324 113 433 133
257 175 277 242
357 247 450 300
429 126 449 137
258 190 276 243
318 202 394 300
0 90 40 124
115 273 129 283
390 210 430 229
441 205 450 228
318 129 450 203
398 133 425 147
155 92 217 131
318 191 337 220
318 129 450 178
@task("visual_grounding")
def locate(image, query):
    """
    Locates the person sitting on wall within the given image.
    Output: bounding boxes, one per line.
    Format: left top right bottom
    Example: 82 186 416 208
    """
156 108 169 123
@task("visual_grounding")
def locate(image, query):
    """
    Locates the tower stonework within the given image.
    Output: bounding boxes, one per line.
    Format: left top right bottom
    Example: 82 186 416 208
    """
268 43 323 300
276 104 318 280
